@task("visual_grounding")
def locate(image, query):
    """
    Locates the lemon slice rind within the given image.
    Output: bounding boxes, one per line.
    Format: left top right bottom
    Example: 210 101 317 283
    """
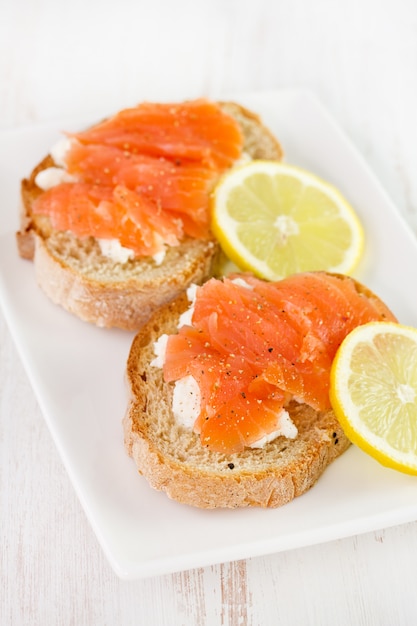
330 321 417 475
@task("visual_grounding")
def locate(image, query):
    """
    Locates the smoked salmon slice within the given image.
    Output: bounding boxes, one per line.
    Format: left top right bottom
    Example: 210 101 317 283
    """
163 273 397 454
32 100 244 258
71 100 243 169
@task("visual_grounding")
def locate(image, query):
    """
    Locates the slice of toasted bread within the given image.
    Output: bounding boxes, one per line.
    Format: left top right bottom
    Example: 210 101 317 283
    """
122 292 346 509
123 273 396 509
17 101 283 330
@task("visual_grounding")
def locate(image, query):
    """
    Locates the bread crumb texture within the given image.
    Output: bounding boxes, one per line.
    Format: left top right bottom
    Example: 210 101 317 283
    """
45 232 215 282
124 296 350 509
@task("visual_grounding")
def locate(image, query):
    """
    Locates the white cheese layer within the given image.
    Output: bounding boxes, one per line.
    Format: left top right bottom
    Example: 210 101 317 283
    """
177 283 198 329
50 136 78 167
152 248 166 266
249 409 298 448
172 375 201 428
97 238 135 264
151 333 169 368
35 167 77 190
230 277 253 289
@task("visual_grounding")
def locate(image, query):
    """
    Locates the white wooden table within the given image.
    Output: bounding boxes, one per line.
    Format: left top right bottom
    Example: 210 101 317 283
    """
2 1 417 623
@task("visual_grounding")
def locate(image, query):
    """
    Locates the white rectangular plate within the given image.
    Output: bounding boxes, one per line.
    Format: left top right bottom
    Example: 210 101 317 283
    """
1 90 417 580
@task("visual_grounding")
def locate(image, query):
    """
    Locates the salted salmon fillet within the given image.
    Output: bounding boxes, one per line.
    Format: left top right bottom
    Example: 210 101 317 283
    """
163 272 397 454
31 100 244 258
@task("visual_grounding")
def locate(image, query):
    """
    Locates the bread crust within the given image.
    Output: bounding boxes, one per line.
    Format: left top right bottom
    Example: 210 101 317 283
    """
123 288 349 509
33 234 218 329
123 272 396 509
17 101 283 330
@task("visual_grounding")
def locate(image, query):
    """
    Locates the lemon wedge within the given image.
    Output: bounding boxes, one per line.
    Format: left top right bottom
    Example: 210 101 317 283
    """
330 321 417 474
211 160 364 280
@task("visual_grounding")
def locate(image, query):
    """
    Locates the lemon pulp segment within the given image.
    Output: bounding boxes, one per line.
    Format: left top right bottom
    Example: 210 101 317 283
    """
212 160 364 281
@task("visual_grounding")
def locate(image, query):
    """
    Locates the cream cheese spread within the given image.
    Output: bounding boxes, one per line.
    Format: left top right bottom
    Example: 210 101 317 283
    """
34 167 77 190
249 409 298 447
172 375 201 428
50 136 77 167
97 238 135 264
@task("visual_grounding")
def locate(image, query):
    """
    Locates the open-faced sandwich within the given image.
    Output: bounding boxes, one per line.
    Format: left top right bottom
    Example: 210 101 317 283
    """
17 100 282 330
124 271 397 509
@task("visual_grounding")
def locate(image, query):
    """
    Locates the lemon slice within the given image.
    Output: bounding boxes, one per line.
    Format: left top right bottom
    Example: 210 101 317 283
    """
211 160 364 280
330 321 417 474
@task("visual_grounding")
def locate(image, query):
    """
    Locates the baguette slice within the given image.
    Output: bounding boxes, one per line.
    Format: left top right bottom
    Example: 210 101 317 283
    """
123 295 345 509
17 101 283 331
124 273 395 509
